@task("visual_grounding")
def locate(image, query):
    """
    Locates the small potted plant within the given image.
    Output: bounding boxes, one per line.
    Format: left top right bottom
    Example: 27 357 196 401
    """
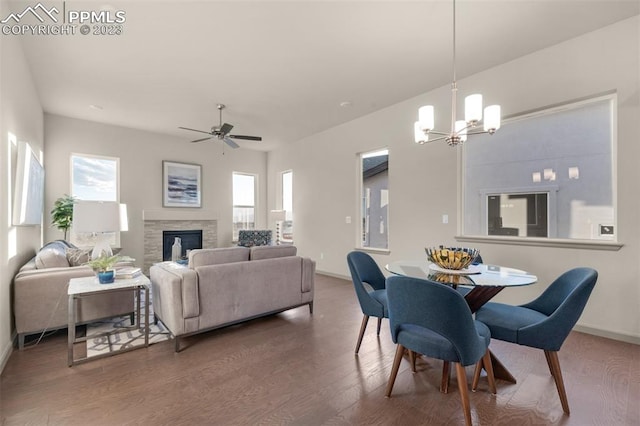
50 194 76 240
85 254 122 284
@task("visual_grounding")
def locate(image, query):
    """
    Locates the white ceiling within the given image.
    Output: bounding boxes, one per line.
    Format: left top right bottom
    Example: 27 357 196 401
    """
15 0 640 151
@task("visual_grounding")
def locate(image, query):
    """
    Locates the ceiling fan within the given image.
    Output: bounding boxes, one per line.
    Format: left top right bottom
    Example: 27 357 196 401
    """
179 104 262 149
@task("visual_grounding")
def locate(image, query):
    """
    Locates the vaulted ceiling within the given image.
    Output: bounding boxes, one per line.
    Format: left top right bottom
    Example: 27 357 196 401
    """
14 0 640 151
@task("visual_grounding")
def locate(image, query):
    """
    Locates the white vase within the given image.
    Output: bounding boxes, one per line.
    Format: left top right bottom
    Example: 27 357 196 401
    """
171 237 182 261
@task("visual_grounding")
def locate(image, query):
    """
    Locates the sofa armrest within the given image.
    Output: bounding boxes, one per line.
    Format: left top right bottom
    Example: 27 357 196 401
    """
14 265 132 334
301 257 315 294
150 263 199 336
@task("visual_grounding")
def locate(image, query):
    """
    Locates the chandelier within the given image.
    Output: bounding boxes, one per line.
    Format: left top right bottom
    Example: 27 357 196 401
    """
414 0 501 146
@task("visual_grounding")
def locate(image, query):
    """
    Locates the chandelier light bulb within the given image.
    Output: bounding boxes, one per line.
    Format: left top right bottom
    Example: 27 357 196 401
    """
465 94 483 124
414 121 428 144
418 105 435 132
483 105 501 133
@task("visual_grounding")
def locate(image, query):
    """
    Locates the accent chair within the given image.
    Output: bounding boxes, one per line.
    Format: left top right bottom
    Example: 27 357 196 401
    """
474 267 598 414
346 251 388 354
385 275 496 426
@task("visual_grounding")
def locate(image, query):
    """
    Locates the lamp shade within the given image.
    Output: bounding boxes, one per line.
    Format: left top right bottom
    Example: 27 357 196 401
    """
484 105 501 132
269 209 286 223
418 105 434 132
465 94 483 123
73 201 123 233
414 121 427 144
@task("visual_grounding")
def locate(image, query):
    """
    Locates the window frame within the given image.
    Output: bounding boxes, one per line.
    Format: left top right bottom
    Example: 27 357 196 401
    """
357 148 390 253
280 170 293 243
232 171 258 241
69 152 121 248
458 93 622 251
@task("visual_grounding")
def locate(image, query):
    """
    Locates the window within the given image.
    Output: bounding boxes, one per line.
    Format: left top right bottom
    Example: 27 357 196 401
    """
359 149 389 250
232 172 256 240
70 153 119 247
463 94 616 242
281 170 293 242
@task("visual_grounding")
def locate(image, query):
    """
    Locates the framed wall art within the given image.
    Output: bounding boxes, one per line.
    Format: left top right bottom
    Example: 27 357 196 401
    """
163 161 202 208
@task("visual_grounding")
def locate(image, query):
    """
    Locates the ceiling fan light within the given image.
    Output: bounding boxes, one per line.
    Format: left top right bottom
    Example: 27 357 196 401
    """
418 105 434 132
484 105 501 133
465 94 483 124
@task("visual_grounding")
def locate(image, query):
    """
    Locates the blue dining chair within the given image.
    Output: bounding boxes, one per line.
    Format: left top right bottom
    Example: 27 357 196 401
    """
385 275 496 426
474 267 598 415
346 251 389 354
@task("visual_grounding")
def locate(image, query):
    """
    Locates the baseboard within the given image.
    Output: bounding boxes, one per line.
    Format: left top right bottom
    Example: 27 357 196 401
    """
574 324 640 345
0 334 15 374
316 270 350 281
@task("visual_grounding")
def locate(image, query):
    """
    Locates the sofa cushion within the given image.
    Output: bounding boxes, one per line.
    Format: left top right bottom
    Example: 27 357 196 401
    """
35 245 70 269
189 247 250 268
250 245 297 260
66 248 92 266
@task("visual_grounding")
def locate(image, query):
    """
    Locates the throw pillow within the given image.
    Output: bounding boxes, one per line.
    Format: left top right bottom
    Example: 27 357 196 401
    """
35 246 70 269
66 248 92 266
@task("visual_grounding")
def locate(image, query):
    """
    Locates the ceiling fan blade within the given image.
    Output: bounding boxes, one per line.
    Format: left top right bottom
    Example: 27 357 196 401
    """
219 123 234 136
229 134 262 141
179 126 213 135
191 137 213 143
223 137 240 149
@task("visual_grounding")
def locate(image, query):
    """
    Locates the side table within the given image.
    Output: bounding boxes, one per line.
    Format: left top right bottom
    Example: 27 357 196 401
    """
68 274 150 366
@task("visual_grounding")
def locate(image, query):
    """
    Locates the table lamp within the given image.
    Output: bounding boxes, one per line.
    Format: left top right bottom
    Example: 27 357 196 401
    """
269 210 286 245
73 201 128 259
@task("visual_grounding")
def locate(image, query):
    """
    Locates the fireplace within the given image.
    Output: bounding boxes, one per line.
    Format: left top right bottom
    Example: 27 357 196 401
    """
162 230 203 261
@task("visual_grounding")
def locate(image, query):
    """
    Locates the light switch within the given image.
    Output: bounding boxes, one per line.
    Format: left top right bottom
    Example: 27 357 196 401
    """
442 214 449 224
345 216 351 224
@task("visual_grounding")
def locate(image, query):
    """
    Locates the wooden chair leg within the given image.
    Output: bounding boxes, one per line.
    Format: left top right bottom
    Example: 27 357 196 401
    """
355 315 369 354
482 349 497 395
385 344 405 397
472 360 482 392
455 363 473 426
408 350 417 373
546 350 570 414
544 350 555 377
441 361 451 393
376 317 382 335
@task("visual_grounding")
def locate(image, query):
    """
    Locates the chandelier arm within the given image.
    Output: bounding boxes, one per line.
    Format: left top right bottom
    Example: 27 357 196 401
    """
423 135 450 144
467 129 491 136
427 130 451 136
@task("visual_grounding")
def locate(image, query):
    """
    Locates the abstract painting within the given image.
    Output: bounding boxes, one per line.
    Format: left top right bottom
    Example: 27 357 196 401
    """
163 161 201 208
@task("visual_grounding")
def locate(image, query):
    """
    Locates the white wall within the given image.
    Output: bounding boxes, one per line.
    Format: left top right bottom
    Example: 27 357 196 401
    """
44 114 268 265
0 32 45 368
267 17 640 342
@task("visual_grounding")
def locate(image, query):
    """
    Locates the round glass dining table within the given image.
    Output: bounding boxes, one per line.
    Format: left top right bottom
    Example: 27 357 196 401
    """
385 260 538 312
385 260 538 385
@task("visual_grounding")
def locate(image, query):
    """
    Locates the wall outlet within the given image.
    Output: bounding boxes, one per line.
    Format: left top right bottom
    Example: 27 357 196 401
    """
320 252 324 260
345 216 351 224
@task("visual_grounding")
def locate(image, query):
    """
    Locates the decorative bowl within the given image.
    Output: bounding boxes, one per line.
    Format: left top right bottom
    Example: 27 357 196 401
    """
425 246 480 270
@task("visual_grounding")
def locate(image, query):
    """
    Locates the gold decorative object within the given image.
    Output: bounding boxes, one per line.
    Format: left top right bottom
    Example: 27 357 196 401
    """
425 246 479 270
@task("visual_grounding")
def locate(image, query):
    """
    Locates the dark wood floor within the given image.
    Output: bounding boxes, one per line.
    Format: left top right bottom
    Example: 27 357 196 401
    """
2 274 639 425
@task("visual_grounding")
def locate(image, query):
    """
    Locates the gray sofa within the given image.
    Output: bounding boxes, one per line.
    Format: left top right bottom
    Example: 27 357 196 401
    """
149 245 315 351
13 240 134 349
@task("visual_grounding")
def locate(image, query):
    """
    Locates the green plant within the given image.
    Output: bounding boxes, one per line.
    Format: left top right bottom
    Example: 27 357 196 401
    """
51 194 76 240
85 254 121 272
